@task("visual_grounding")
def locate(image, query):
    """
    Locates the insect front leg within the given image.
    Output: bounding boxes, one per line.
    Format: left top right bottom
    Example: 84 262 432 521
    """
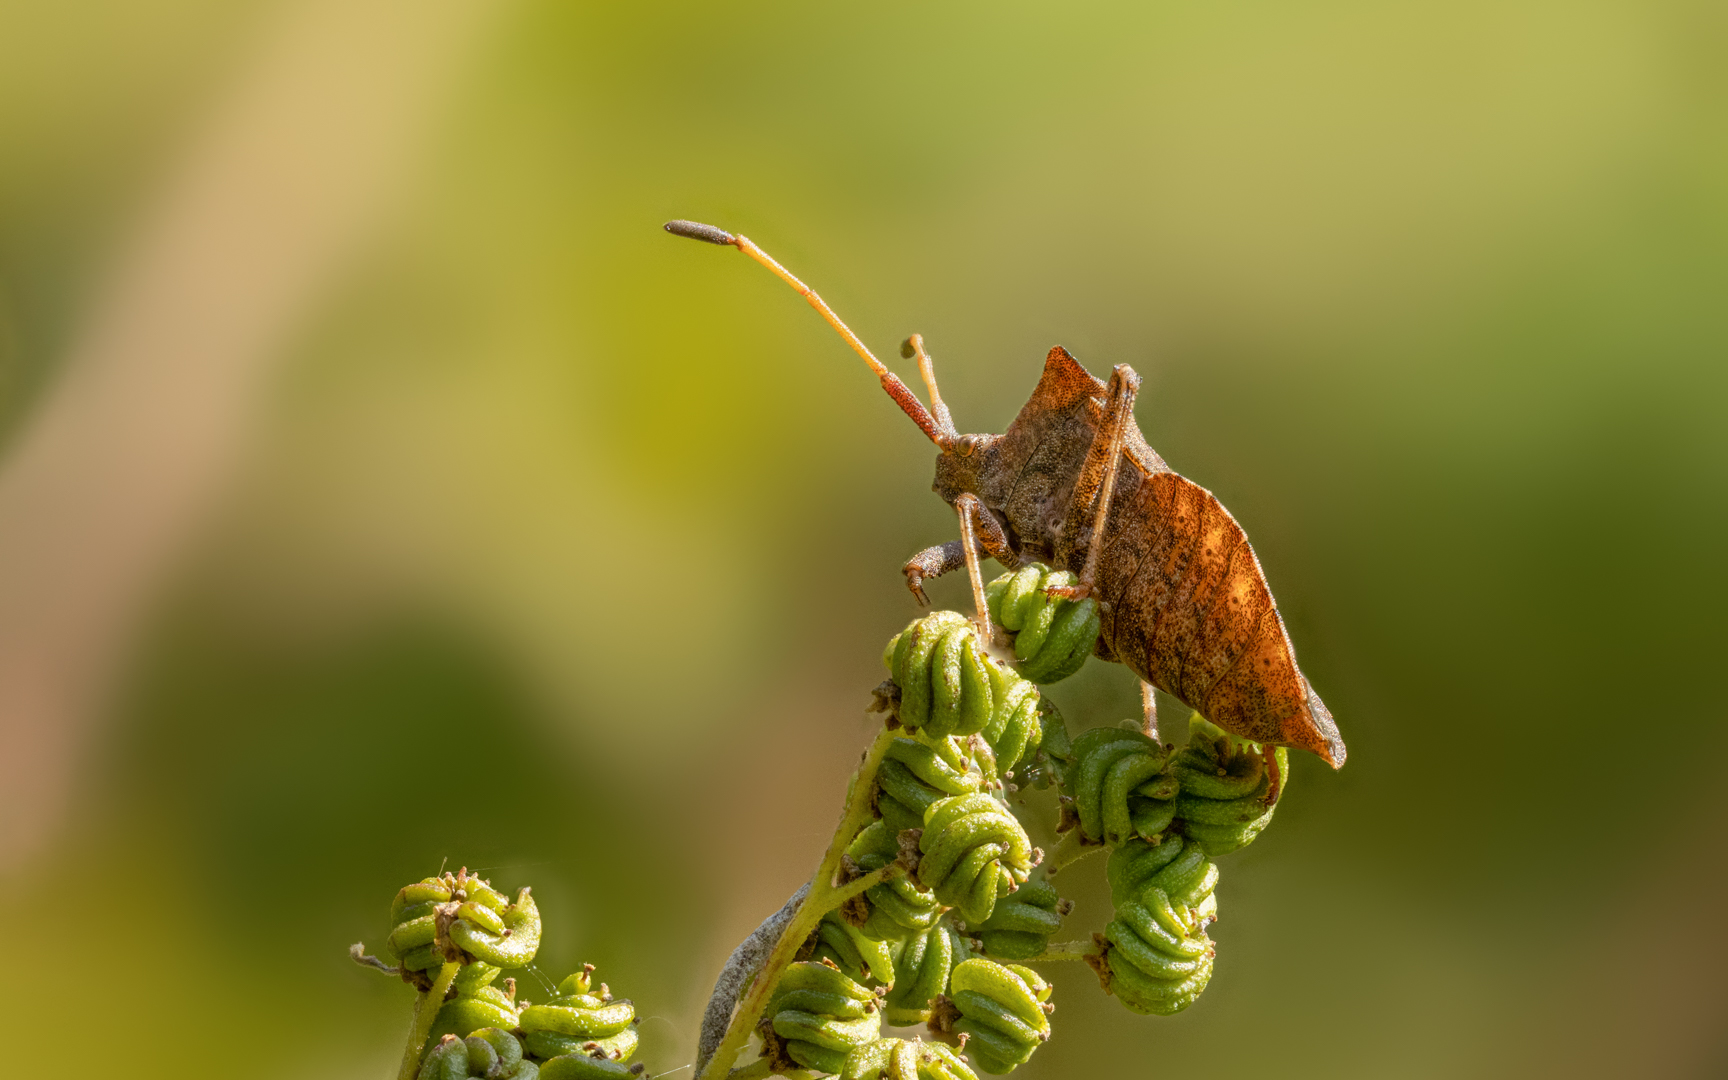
900 495 1019 607
1050 364 1141 601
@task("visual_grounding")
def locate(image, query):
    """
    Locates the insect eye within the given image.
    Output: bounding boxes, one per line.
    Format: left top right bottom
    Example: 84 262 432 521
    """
958 435 980 457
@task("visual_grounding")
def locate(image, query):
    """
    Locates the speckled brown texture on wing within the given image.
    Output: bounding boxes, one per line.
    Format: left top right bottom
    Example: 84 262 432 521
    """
971 346 1346 767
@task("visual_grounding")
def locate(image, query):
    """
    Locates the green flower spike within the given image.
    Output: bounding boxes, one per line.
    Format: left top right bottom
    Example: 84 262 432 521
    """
848 821 943 942
762 960 885 1076
884 922 972 1025
969 874 1068 962
843 1038 979 1080
932 959 1052 1075
916 794 1035 925
814 908 899 987
388 869 543 983
518 965 639 1065
1096 835 1219 1015
984 564 1101 685
1062 726 1178 846
419 1029 538 1079
427 963 523 1044
884 612 998 738
1172 714 1287 856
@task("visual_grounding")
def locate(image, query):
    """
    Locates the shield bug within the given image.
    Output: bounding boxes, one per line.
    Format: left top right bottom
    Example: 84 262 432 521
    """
664 220 1346 776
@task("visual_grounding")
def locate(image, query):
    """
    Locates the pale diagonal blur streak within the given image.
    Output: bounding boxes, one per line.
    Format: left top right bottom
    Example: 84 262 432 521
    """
0 0 504 863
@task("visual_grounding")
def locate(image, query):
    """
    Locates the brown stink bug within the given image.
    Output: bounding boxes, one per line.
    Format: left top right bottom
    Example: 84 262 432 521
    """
665 220 1346 780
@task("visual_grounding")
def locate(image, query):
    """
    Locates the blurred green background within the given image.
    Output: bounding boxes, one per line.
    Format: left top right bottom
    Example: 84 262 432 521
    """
1 0 1724 1077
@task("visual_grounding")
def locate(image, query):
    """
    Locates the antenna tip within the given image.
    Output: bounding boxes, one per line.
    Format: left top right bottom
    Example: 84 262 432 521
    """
900 337 916 359
664 219 736 246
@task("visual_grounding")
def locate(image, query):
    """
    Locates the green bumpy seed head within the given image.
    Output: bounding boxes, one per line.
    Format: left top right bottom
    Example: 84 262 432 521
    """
1172 713 1287 856
1098 835 1219 1016
916 794 1035 926
933 959 1052 1075
884 612 1004 739
418 1029 538 1079
842 1037 979 1080
848 821 944 942
1061 725 1178 847
388 868 543 984
763 960 885 1076
518 965 640 1064
426 963 523 1046
984 564 1100 685
884 921 972 1025
968 874 1068 962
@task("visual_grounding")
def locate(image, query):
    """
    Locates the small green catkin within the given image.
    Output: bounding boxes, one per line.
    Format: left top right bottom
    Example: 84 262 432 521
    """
1097 835 1218 1015
426 963 523 1044
984 564 1101 685
934 959 1052 1075
1172 713 1287 856
1062 726 1180 847
518 965 640 1066
842 1038 979 1080
968 874 1069 962
419 1029 539 1079
762 960 885 1076
916 794 1036 925
884 921 972 1025
388 869 543 984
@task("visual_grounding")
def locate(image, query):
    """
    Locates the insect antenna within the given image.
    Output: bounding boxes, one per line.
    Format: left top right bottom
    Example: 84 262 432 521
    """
900 333 958 441
663 219 954 448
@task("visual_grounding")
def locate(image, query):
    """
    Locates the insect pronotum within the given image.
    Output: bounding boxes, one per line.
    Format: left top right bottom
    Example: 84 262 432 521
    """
664 220 1346 777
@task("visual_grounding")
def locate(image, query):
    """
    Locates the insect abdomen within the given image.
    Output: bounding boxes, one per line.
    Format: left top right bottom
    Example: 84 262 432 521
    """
1094 469 1344 766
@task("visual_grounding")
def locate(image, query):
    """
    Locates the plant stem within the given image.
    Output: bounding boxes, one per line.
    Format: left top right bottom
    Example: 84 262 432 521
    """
1046 830 1102 875
1021 939 1096 962
396 961 458 1080
695 723 900 1080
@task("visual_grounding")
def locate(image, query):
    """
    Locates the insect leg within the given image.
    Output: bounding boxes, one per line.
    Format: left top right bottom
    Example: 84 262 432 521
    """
1051 364 1142 600
1262 744 1283 806
1141 681 1159 741
900 497 1020 611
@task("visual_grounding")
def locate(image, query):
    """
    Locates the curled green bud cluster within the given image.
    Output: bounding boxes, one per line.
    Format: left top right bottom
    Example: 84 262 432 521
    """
974 662 1044 781
388 869 542 986
1097 836 1218 1015
842 1038 978 1080
884 611 999 738
1173 718 1286 856
847 821 943 941
1064 727 1178 847
884 923 972 1025
429 964 522 1044
881 613 1052 782
762 961 884 1075
520 966 640 1066
421 1030 538 1079
969 875 1068 961
931 960 1052 1075
916 794 1035 925
877 737 981 835
984 564 1100 685
815 908 898 987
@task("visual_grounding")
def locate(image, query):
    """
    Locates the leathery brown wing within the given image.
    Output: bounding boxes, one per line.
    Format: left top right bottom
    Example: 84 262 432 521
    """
940 346 1346 767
